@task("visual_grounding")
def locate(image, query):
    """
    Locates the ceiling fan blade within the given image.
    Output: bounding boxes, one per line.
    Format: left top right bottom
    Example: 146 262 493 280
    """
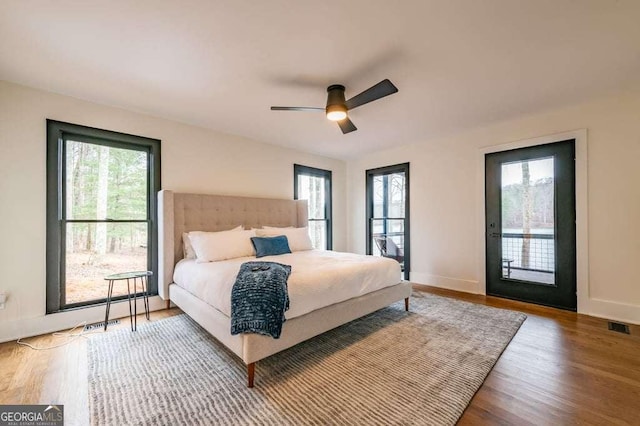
345 79 398 110
337 117 357 134
270 106 324 112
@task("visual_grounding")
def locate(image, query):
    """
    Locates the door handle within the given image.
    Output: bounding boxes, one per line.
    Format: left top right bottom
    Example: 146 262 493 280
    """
489 233 501 238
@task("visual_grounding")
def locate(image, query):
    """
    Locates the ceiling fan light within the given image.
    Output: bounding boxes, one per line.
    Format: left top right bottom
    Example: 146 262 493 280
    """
326 102 347 121
326 110 347 121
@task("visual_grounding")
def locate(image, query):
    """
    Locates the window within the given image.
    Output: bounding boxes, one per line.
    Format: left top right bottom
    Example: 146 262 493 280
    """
294 164 332 250
46 120 160 313
366 163 410 280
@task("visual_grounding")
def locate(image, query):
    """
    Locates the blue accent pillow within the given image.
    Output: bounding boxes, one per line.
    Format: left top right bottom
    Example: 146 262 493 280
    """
251 235 292 258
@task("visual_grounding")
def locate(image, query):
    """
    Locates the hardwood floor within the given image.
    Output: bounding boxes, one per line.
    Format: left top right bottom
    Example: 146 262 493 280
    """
415 286 640 426
1 287 638 425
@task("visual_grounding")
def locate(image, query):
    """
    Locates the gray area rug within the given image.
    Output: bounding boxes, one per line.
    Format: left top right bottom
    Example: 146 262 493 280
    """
88 292 526 425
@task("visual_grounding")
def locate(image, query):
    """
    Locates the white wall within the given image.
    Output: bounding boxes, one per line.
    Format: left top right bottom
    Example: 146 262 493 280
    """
0 81 346 342
347 89 640 324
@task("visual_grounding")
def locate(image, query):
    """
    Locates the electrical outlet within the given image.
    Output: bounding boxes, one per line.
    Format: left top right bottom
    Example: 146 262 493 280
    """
0 292 6 310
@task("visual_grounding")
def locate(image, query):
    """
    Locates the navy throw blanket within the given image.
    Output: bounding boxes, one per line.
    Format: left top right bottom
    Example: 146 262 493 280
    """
230 261 291 339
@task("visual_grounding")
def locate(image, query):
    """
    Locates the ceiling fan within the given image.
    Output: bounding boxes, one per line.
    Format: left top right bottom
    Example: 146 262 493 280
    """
270 79 398 134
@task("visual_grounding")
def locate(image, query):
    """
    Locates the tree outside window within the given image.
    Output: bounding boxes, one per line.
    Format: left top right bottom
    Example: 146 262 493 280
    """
46 120 160 312
294 165 332 250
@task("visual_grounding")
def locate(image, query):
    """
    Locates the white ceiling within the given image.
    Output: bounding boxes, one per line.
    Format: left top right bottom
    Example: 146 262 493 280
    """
1 0 640 159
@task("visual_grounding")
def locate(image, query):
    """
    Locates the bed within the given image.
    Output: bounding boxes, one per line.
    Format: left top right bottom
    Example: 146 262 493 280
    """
158 190 412 387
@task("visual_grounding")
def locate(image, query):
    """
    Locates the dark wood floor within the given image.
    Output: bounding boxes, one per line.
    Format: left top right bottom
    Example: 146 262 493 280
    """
1 285 638 425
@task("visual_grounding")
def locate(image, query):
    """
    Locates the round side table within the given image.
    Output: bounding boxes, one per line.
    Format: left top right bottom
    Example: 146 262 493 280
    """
104 271 152 331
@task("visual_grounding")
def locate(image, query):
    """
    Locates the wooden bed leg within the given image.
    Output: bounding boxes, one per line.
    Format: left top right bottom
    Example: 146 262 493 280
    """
405 297 409 312
165 299 171 310
247 362 255 388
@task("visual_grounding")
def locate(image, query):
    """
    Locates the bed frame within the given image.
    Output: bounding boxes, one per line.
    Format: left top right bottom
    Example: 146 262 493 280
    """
158 190 412 387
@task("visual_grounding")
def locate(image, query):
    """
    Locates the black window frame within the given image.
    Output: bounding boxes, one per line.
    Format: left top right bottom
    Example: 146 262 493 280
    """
366 162 410 280
46 120 161 313
293 164 333 250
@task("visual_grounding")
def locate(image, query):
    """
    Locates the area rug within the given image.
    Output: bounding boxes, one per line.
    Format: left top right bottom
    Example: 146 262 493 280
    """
87 292 526 425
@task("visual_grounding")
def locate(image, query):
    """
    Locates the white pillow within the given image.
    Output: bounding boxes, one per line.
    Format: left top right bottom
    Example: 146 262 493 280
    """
183 233 196 259
182 225 243 259
189 229 256 263
255 227 313 252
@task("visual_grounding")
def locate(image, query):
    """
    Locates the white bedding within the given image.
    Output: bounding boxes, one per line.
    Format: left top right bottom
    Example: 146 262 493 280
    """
173 250 401 320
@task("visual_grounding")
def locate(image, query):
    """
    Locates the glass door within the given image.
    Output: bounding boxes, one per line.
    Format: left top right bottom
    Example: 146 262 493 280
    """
485 140 576 310
366 163 410 280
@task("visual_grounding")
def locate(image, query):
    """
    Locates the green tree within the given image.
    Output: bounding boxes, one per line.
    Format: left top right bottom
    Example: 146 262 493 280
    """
521 162 531 268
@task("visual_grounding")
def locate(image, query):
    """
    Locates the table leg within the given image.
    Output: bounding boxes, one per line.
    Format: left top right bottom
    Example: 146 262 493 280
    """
133 277 138 331
104 280 114 331
126 278 134 331
142 275 150 320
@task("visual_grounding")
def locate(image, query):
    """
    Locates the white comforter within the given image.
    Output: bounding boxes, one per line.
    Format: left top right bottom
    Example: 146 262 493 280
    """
173 250 401 320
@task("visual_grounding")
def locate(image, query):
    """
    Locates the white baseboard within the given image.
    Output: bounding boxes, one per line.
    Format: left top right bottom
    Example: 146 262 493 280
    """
0 296 168 344
580 298 640 325
413 273 639 325
410 272 480 294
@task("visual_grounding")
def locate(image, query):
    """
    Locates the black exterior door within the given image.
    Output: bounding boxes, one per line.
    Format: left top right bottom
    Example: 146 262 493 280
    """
485 140 576 310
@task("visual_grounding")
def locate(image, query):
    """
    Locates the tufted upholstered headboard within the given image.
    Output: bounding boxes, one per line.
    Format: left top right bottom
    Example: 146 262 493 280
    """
157 190 308 300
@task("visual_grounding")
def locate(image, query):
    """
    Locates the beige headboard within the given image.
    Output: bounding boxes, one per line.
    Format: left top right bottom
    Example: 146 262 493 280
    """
157 190 308 300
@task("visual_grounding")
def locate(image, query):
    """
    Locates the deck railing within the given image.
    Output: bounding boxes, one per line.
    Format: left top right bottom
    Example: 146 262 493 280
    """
501 233 554 273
